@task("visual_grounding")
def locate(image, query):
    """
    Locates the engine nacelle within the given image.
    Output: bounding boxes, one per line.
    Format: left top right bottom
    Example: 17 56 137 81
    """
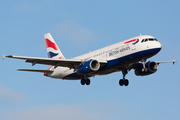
135 61 158 76
77 59 100 74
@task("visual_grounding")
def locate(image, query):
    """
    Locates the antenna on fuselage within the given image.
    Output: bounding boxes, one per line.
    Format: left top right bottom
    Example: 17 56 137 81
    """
140 33 142 36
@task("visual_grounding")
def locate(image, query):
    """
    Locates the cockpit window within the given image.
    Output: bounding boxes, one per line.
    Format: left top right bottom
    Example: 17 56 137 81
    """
154 38 158 41
149 38 154 41
141 39 145 43
141 38 158 43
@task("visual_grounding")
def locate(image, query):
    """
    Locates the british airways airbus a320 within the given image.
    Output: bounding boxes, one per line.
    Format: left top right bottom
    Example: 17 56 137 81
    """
3 33 176 86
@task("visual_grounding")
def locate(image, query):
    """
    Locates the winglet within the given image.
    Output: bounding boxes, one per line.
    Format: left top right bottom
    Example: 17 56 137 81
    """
172 59 177 65
2 54 5 60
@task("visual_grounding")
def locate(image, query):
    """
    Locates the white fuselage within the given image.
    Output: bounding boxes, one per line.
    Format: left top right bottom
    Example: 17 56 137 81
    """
46 35 162 80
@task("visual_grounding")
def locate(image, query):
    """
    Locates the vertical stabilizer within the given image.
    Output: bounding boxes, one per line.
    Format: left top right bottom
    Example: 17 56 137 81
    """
44 33 65 59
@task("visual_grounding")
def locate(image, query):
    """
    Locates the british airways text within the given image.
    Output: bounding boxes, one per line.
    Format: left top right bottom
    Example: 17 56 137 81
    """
109 46 130 56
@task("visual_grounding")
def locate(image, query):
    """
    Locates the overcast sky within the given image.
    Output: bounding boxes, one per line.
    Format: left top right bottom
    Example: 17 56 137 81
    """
0 0 180 120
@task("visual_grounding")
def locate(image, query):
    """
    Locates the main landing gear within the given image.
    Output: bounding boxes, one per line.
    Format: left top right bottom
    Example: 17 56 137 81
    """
119 69 129 86
81 78 91 85
141 59 146 72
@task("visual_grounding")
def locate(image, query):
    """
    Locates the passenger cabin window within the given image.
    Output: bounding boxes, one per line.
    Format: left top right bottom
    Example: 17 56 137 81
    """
141 38 158 43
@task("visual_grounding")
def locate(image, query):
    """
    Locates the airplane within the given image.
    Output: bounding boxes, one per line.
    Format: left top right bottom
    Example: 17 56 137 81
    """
3 33 177 86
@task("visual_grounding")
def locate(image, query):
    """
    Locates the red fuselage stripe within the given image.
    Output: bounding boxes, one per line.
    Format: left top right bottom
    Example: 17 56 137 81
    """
124 39 139 44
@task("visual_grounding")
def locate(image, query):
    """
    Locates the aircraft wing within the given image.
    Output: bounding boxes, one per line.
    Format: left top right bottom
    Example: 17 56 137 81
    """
129 60 177 70
3 55 107 69
154 60 177 64
17 69 53 73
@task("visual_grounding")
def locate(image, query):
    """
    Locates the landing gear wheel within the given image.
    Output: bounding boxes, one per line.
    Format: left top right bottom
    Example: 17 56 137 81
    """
119 79 129 86
119 79 124 86
119 69 129 86
81 78 86 85
86 79 90 85
124 79 129 86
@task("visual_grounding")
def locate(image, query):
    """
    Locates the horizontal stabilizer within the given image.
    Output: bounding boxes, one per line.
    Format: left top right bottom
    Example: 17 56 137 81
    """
17 69 53 73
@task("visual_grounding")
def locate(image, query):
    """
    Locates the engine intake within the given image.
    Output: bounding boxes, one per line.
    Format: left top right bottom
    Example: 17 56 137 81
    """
77 59 100 74
135 61 158 76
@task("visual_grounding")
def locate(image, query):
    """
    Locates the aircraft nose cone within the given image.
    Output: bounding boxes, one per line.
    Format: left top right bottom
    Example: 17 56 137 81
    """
155 41 162 53
157 41 162 49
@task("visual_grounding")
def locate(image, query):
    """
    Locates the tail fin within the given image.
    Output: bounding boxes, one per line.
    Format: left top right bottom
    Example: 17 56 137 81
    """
44 33 65 59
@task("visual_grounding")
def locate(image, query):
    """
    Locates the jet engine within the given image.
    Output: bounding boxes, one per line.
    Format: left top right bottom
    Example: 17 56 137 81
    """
135 61 158 76
77 59 100 74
